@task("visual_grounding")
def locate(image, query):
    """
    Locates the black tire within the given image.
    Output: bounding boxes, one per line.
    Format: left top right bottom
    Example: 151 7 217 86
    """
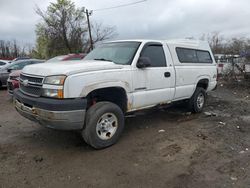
82 102 124 149
188 87 206 113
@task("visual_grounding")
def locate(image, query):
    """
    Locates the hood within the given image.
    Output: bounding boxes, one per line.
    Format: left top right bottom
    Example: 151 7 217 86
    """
22 60 124 77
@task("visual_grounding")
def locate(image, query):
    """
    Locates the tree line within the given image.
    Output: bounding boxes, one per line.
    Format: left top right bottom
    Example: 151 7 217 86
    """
2 31 250 60
0 40 30 59
201 32 250 59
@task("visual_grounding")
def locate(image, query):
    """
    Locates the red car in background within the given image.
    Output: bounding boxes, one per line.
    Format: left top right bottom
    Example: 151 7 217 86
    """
46 53 86 62
7 54 87 95
7 70 21 95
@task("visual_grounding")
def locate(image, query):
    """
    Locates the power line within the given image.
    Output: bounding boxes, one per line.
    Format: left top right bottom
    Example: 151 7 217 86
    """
93 0 147 11
83 0 147 51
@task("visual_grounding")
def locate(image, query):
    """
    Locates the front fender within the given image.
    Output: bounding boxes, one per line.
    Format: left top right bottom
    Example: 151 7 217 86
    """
80 81 131 97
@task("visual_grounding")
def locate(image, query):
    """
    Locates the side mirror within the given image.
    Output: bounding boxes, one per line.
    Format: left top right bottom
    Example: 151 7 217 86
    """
137 57 151 68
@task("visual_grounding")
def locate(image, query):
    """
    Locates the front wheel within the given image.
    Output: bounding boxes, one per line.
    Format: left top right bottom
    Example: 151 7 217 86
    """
82 102 124 149
188 87 206 113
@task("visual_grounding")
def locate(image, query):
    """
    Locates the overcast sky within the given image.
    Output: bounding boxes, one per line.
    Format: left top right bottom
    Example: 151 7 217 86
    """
0 0 249 46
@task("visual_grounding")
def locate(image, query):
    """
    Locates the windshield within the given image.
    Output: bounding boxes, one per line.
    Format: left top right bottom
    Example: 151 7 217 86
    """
84 42 141 65
2 61 18 70
8 61 32 70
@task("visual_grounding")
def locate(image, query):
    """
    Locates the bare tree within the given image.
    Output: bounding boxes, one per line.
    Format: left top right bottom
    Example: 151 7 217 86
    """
0 39 29 59
201 32 225 54
34 0 117 58
82 22 117 52
35 0 86 57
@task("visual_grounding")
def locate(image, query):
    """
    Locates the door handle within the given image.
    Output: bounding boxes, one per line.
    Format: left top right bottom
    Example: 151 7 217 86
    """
164 72 171 77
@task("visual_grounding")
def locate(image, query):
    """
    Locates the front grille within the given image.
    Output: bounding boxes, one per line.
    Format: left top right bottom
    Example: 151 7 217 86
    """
20 74 43 85
20 84 42 97
19 74 44 97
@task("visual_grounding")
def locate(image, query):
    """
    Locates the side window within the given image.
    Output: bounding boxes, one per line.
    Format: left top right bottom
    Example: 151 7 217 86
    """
141 45 166 67
0 61 6 66
196 50 212 63
176 47 212 63
176 48 198 63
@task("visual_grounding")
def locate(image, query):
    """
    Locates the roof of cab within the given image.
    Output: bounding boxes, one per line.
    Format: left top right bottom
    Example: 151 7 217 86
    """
166 39 210 49
106 39 210 49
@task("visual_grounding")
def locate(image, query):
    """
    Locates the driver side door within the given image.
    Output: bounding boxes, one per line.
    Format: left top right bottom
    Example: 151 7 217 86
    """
132 42 174 109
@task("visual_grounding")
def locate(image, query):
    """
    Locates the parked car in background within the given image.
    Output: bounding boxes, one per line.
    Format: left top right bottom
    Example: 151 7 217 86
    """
7 70 21 95
0 59 44 88
46 53 86 63
12 57 30 61
0 60 11 69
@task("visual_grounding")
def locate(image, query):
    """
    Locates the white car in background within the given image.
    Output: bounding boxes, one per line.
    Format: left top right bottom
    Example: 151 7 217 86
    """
0 60 11 69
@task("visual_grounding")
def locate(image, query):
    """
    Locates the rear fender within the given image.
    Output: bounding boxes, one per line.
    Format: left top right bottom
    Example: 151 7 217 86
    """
192 75 211 93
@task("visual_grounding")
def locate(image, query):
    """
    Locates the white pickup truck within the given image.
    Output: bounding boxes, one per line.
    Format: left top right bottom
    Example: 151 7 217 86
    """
14 39 217 149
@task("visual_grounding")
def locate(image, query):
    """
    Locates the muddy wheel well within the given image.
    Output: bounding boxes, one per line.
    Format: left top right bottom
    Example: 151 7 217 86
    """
197 79 209 90
86 87 127 113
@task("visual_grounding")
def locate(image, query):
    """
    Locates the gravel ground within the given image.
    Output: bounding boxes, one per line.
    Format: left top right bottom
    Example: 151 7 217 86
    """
0 82 250 188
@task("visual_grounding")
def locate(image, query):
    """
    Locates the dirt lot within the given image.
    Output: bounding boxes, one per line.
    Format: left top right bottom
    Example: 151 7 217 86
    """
0 82 250 188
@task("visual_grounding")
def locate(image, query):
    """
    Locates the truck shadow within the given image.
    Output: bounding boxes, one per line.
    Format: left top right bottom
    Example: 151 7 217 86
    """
20 127 90 149
124 103 193 131
18 102 199 152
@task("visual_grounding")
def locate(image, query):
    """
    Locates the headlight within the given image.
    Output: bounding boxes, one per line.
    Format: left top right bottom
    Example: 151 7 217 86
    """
44 75 66 85
42 88 64 98
42 75 66 98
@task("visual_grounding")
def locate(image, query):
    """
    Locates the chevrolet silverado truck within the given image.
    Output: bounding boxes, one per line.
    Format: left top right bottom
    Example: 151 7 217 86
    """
14 39 217 149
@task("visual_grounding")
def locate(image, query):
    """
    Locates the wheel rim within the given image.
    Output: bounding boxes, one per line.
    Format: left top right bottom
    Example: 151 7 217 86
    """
96 113 118 140
197 93 205 109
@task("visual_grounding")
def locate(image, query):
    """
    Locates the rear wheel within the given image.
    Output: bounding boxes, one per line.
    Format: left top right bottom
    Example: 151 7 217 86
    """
189 87 206 113
82 102 124 149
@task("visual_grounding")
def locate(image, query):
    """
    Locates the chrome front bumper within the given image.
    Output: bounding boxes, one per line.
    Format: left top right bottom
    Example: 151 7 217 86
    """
15 99 86 130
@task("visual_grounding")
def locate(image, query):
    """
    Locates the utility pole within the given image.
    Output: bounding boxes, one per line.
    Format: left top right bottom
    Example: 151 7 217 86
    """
84 8 93 51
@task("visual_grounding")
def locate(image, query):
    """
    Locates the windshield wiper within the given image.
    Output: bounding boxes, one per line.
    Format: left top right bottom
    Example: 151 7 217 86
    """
94 58 113 62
